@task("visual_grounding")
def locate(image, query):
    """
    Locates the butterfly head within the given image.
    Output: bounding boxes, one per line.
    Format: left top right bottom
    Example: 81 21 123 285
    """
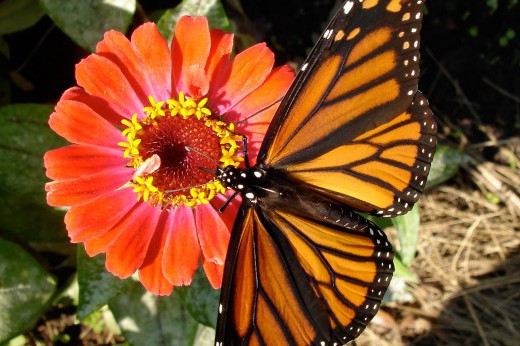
216 165 242 189
217 165 269 204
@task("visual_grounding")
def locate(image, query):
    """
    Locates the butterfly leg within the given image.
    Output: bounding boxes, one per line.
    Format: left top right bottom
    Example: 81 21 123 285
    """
218 191 240 213
241 136 251 169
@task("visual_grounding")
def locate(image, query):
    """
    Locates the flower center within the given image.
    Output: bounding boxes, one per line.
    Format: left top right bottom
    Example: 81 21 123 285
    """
119 93 243 207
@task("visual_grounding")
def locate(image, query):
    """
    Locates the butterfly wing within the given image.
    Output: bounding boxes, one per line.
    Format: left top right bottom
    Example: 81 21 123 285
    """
215 204 394 345
258 0 436 216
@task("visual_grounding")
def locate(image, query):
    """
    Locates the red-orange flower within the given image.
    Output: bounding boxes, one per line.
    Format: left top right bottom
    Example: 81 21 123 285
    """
44 17 294 295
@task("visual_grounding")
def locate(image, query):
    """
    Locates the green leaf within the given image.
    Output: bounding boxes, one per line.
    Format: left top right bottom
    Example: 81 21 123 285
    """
363 214 393 230
426 144 473 188
158 0 230 44
109 282 200 346
392 255 418 282
82 306 122 339
505 29 516 40
383 278 415 304
0 0 45 35
392 204 420 266
382 256 417 304
77 247 130 320
0 36 10 61
0 238 56 342
193 325 215 346
0 104 65 205
38 0 136 52
468 25 479 37
0 192 67 243
4 334 29 346
175 269 220 327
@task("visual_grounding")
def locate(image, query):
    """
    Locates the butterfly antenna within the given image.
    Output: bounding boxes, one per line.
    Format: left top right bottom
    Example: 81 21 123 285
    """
198 167 216 174
165 183 208 193
234 97 283 125
184 146 223 170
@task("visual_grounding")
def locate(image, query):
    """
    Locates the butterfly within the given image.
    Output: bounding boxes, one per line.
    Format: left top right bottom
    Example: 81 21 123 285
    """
214 0 436 344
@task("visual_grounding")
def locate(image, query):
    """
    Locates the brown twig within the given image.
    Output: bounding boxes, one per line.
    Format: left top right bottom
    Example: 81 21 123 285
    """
425 47 496 143
463 162 520 217
464 295 491 346
482 77 520 103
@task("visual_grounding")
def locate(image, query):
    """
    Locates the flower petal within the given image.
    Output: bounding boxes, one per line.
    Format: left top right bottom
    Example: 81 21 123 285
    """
49 99 122 147
65 188 137 243
45 145 126 180
225 65 295 123
138 211 174 295
205 29 233 89
184 64 209 99
195 204 230 268
202 257 224 289
227 65 295 163
211 192 242 232
83 201 146 256
59 87 123 126
131 23 172 101
106 205 162 278
171 16 211 95
96 30 153 104
162 206 200 286
208 43 274 115
76 54 146 119
45 169 132 207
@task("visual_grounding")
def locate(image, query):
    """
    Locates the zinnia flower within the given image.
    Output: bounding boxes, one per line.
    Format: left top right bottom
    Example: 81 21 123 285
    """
44 17 294 295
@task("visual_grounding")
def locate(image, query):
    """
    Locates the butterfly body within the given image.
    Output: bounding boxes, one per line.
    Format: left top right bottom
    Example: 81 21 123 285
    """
215 1 436 345
219 164 372 228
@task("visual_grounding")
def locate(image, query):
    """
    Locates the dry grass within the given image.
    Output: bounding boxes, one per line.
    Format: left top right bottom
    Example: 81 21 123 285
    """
355 160 520 346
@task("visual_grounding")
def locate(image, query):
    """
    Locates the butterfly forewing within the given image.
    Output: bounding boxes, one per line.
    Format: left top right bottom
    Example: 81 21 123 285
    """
257 0 434 216
261 0 425 164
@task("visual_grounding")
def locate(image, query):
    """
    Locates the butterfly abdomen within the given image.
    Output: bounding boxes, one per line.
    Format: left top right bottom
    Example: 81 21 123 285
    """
220 164 384 235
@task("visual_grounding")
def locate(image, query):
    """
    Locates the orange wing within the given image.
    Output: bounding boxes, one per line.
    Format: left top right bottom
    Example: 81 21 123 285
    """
215 204 394 345
286 92 436 216
258 0 436 216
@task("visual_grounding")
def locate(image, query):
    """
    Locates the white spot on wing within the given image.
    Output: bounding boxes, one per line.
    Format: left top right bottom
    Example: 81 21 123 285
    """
324 29 333 39
343 1 354 14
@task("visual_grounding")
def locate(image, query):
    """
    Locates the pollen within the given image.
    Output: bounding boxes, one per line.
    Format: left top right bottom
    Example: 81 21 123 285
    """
119 92 243 208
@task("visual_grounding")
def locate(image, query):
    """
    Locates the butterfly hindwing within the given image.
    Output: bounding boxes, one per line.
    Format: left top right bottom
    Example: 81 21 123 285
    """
258 0 435 216
215 202 394 345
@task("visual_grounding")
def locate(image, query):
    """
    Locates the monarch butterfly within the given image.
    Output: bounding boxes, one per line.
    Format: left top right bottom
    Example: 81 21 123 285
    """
214 0 436 344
